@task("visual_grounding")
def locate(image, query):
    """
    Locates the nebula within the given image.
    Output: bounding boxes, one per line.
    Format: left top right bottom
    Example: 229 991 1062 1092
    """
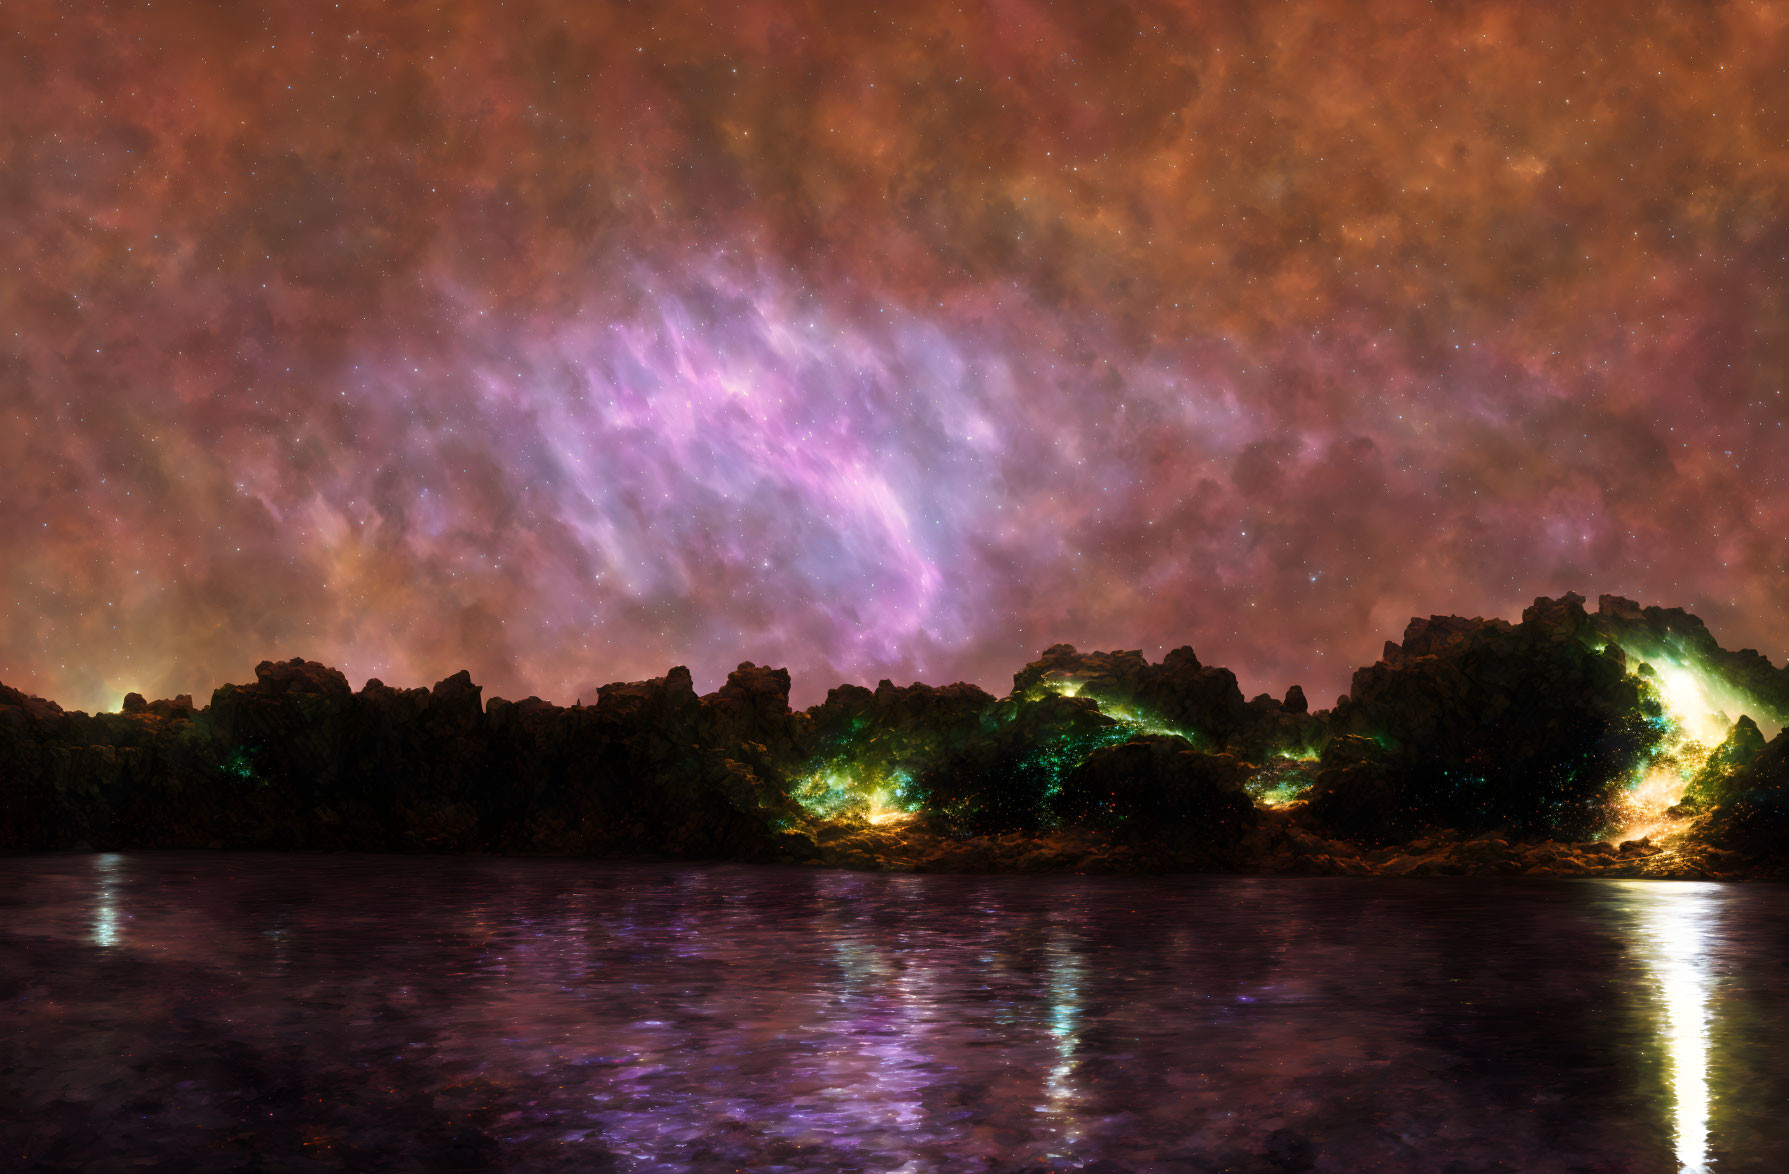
3 0 1786 712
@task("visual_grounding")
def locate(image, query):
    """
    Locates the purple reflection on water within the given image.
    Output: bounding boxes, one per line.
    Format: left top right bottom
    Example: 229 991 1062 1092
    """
1 855 1786 1172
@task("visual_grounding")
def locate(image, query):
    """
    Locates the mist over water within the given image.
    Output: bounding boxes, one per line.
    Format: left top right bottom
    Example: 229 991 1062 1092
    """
4 855 1788 1172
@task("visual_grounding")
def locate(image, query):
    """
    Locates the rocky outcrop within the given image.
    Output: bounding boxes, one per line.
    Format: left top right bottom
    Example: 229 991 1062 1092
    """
1010 643 1323 757
1588 594 1789 724
1052 735 1259 863
4 591 1789 876
1310 594 1661 842
904 690 1136 835
0 659 782 859
800 678 999 780
1675 720 1789 855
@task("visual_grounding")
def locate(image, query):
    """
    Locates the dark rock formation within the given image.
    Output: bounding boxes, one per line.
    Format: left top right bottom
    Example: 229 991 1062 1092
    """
800 678 999 785
1676 719 1789 854
1298 734 1403 842
0 659 783 859
1682 715 1770 810
905 690 1135 835
1308 594 1662 842
1052 735 1259 860
1588 594 1789 725
1009 643 1323 758
4 590 1789 877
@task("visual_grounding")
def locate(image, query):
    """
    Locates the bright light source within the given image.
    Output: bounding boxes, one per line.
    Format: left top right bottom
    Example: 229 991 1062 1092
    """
1607 648 1767 843
1648 660 1732 747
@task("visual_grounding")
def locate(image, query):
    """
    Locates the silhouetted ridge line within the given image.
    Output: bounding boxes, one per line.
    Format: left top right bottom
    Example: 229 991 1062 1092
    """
3 594 1786 877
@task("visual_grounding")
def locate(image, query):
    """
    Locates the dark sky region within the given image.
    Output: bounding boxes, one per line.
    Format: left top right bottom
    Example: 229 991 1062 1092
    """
3 0 1786 712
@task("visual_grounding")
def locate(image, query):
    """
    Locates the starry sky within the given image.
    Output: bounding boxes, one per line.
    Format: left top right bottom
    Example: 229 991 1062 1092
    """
4 0 1786 713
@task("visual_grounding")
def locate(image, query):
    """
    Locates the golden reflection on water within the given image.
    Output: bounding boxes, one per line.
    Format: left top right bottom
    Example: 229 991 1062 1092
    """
1622 881 1721 1174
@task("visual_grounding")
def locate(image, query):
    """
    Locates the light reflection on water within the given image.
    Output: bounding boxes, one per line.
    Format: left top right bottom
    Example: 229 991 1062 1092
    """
88 852 121 947
3 856 1788 1173
1041 922 1084 1153
1623 881 1722 1174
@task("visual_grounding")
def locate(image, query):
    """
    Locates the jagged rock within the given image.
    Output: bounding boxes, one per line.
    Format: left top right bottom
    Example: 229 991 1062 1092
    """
1691 728 1789 854
429 669 484 733
1589 594 1789 724
147 694 196 720
1052 735 1259 852
239 657 354 699
1680 716 1769 813
596 665 700 739
701 661 799 756
4 590 1789 876
1316 595 1662 840
1300 735 1407 844
0 682 65 723
906 691 1126 835
1008 643 1322 757
796 678 998 806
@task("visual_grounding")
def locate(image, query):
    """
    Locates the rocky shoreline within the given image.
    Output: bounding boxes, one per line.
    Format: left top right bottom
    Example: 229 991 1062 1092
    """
774 817 1770 880
4 592 1788 878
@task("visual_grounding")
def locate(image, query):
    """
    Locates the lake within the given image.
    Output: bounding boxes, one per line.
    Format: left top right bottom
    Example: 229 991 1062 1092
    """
2 854 1785 1172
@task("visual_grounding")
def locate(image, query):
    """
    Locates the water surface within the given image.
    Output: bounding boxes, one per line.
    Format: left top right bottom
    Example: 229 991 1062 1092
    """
3 854 1787 1172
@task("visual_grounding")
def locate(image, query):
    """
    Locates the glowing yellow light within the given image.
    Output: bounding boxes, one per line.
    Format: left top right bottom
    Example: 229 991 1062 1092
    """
793 765 915 826
1611 757 1700 844
1605 651 1769 844
865 789 913 826
1648 661 1733 748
